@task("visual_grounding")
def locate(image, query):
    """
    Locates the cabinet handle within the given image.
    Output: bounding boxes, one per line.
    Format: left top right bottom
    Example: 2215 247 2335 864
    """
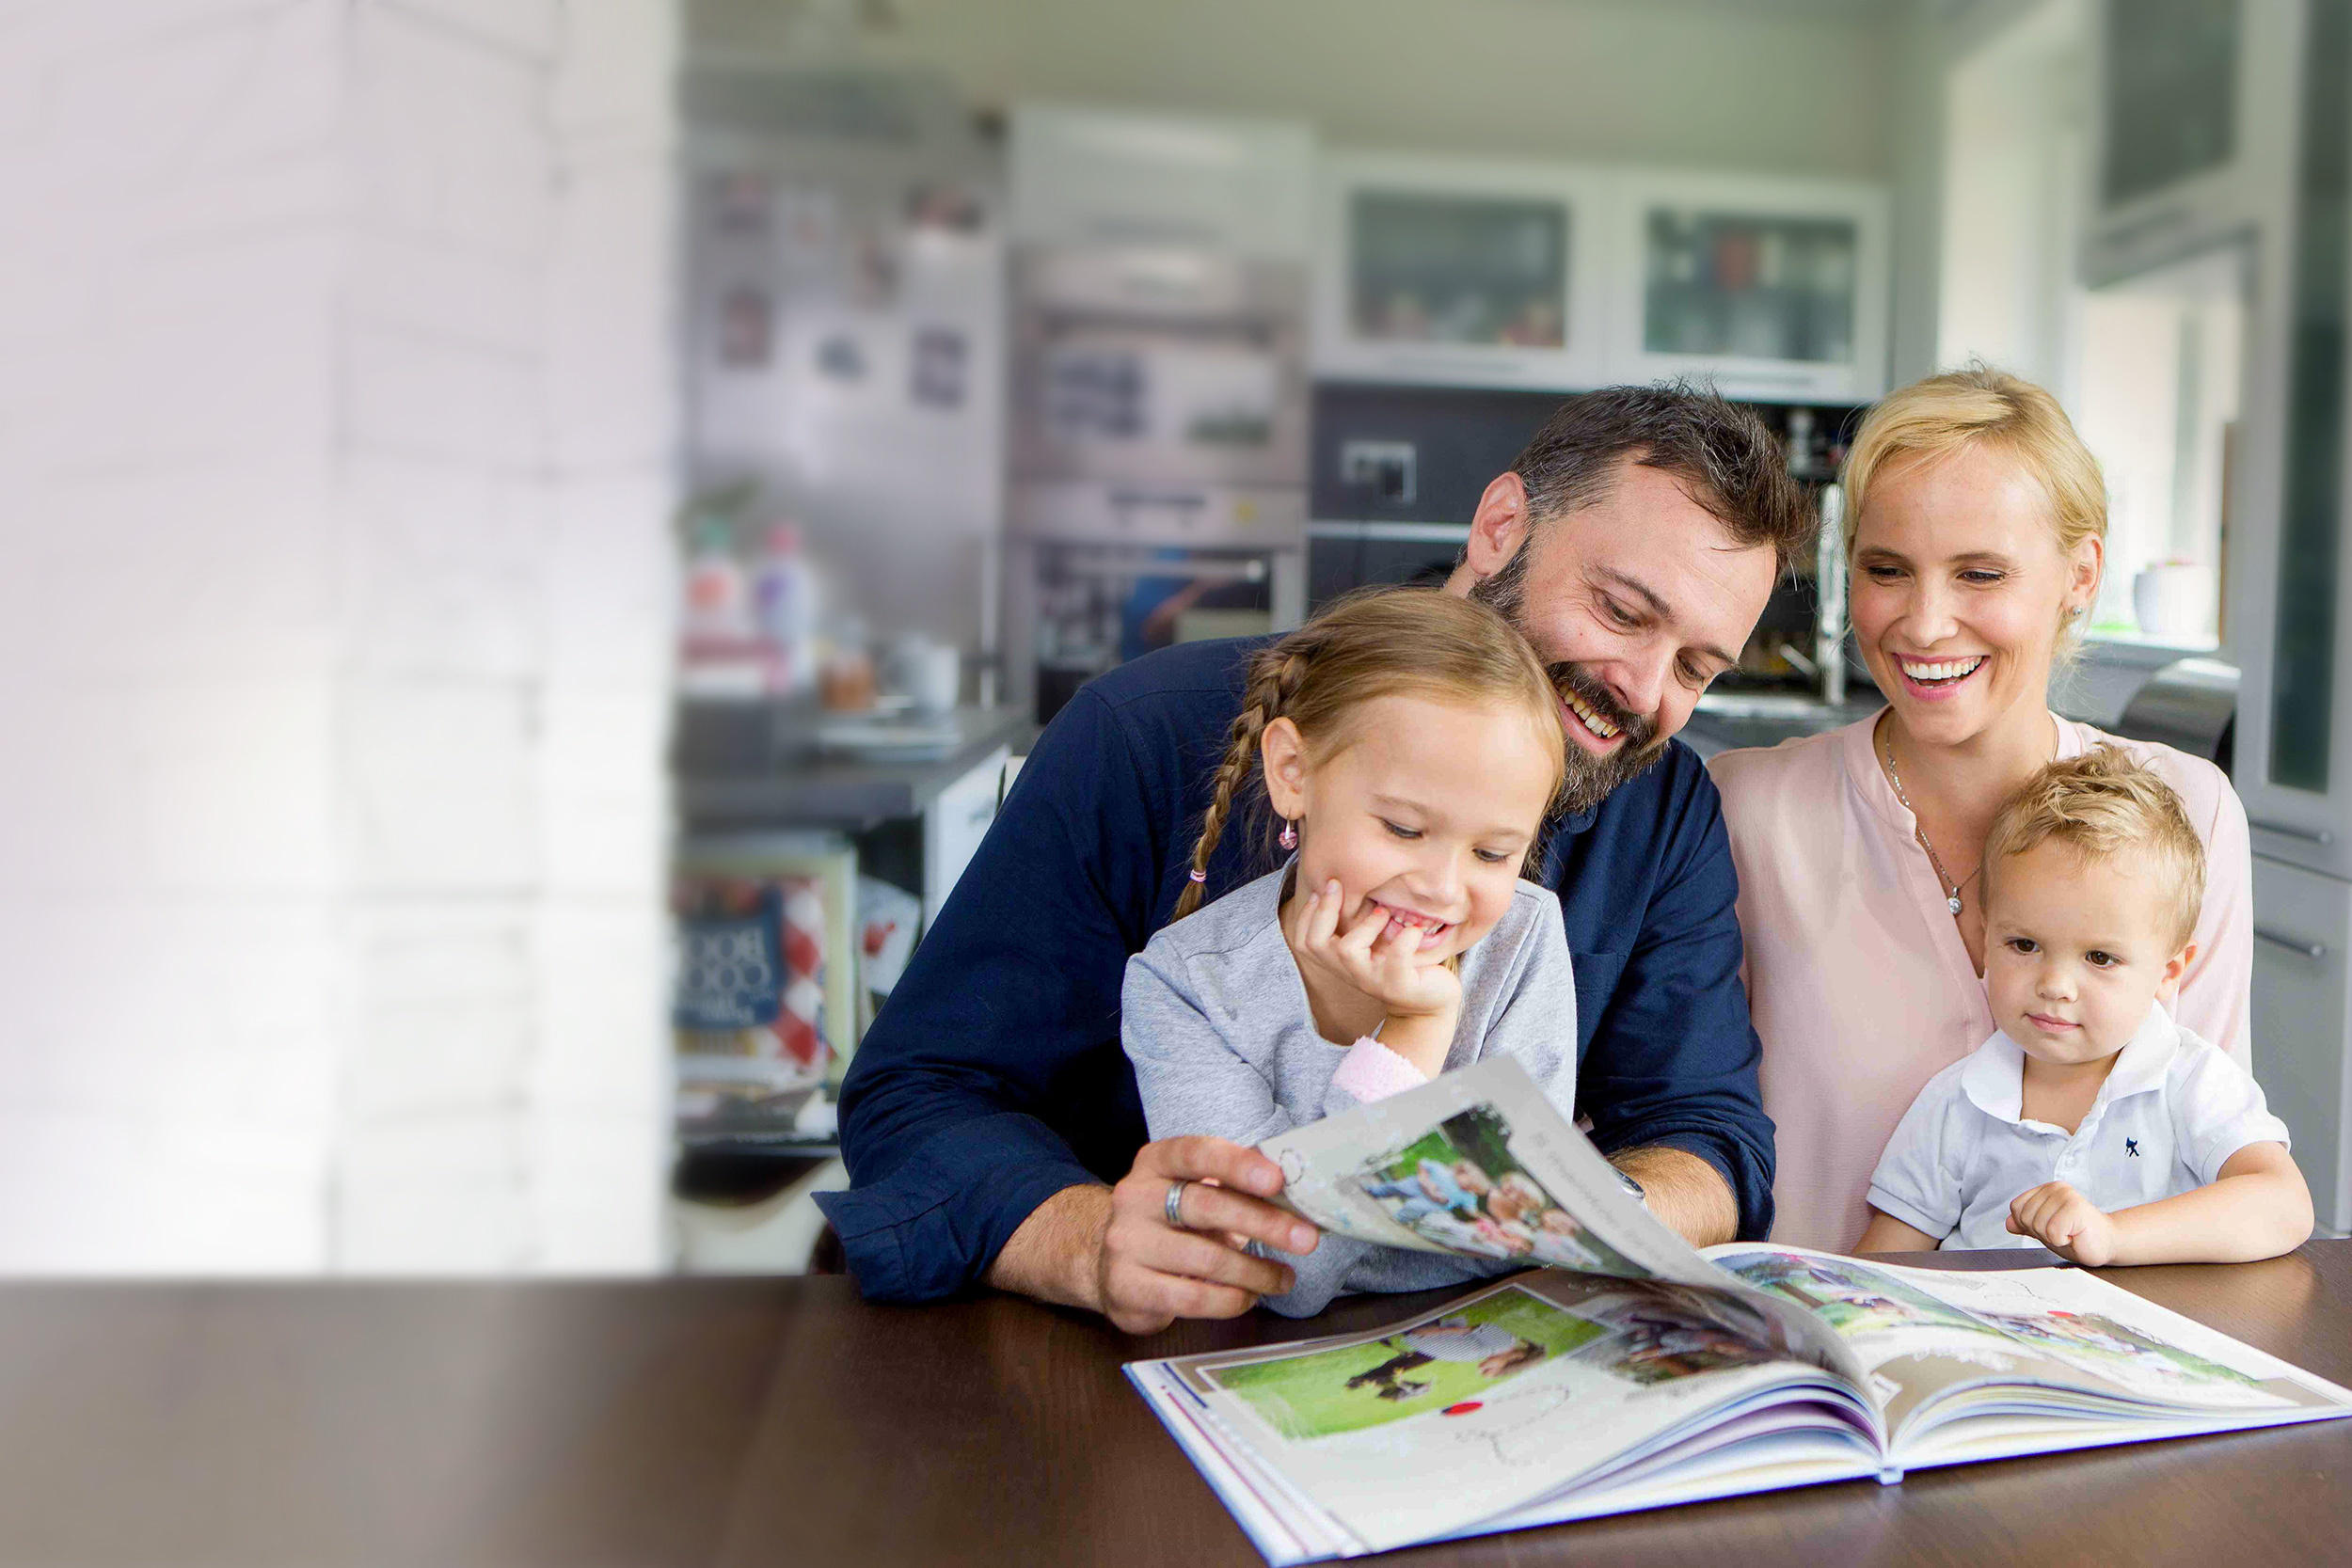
2255 927 2328 961
2250 818 2335 847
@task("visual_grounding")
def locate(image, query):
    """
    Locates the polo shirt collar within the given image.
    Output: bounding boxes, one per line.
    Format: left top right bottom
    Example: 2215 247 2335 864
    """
2099 1003 2183 1099
1960 1032 2028 1122
1960 1004 2181 1125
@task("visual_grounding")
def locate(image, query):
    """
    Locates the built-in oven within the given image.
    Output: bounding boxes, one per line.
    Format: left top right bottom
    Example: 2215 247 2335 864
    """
1011 246 1307 489
1006 245 1310 721
1306 382 1867 699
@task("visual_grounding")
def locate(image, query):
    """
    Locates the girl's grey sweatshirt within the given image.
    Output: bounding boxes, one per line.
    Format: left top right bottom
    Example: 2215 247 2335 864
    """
1120 865 1581 1316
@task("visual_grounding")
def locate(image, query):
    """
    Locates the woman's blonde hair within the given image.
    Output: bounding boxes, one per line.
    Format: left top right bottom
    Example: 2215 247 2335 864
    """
1983 744 2205 951
1843 363 2107 653
1169 588 1566 923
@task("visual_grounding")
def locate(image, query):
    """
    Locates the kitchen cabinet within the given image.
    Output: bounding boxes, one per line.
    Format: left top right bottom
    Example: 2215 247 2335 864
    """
2082 0 2302 284
1010 105 1313 261
1311 151 1612 390
1606 170 1890 402
2251 854 2352 1235
2216 0 2352 875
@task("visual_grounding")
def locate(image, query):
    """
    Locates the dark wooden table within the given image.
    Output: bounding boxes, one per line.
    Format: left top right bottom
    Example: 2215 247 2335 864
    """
3 1244 2348 1566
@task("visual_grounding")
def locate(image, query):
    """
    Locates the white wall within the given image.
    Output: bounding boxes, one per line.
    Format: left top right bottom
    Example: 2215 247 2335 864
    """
0 0 677 1273
694 0 1902 179
1935 0 2088 394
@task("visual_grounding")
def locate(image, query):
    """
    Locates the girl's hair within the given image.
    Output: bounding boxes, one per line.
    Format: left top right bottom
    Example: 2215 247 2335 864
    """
1842 362 2107 658
1170 588 1566 922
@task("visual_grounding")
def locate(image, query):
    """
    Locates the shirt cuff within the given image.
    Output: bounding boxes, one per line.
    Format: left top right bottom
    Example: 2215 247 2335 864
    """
1864 1183 1948 1243
1331 1037 1430 1102
817 1110 1102 1303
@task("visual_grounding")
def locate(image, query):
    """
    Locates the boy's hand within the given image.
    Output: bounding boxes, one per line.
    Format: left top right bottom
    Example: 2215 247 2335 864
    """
2007 1181 2121 1265
1285 878 1462 1021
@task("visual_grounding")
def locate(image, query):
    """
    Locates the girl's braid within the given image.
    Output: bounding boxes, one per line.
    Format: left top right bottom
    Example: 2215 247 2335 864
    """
1171 642 1313 920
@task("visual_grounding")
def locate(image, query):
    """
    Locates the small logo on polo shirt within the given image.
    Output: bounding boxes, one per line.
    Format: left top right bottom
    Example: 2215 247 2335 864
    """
2124 1138 2141 1158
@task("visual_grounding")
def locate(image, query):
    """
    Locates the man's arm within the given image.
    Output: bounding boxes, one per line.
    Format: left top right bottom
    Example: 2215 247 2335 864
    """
818 653 1315 1315
818 686 1167 1302
986 1140 1319 1334
1612 1147 1739 1247
1569 749 1776 1243
986 1184 1108 1311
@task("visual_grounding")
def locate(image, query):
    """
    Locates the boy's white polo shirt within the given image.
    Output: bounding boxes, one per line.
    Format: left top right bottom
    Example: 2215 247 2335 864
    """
1866 1005 2291 1250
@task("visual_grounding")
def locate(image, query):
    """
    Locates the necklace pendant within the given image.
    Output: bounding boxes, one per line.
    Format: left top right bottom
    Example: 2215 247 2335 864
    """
1947 894 1963 915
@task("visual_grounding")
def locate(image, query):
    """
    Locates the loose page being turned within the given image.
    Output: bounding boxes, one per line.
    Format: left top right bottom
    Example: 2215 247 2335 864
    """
1256 1059 1870 1395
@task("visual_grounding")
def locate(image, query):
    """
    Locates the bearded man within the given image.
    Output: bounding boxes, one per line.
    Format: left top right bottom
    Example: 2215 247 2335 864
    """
818 386 1815 1333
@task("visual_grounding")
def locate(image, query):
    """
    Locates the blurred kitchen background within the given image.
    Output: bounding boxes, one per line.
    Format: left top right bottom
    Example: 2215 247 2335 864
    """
1 0 2344 1275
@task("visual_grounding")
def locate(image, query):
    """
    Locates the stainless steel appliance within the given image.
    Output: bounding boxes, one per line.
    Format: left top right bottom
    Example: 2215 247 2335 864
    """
681 64 1006 678
2168 0 2352 1236
2113 657 2239 768
1306 383 1864 706
1004 245 1310 721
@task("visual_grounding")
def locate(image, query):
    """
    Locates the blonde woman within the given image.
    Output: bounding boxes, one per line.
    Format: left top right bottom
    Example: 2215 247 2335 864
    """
1708 366 2253 1253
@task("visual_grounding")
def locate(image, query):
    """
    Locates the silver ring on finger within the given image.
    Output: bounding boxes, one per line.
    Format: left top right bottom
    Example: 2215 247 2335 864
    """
1164 1178 1190 1229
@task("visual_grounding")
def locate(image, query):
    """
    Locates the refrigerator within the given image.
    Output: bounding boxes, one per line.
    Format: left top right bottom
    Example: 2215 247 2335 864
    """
681 63 1006 683
2160 0 2352 1235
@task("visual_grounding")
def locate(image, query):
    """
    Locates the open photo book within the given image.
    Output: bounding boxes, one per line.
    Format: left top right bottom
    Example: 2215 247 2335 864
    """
1123 1057 2352 1565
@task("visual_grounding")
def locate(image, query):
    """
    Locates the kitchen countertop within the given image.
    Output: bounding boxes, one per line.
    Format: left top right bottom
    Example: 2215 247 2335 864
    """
674 702 1037 832
1677 689 1885 761
673 688 1873 824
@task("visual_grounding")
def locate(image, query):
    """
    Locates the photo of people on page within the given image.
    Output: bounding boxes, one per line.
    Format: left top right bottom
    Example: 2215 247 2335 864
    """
1203 1286 1603 1440
1343 1104 1647 1277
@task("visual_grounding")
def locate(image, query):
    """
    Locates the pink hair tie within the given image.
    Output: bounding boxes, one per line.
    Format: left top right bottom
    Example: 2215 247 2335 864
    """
1187 869 1208 883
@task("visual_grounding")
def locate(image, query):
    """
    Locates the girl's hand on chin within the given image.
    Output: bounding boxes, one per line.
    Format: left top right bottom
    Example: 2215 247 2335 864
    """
1284 879 1463 1021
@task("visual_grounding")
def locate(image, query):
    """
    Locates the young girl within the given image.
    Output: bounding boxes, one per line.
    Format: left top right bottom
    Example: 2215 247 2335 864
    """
1120 588 1579 1317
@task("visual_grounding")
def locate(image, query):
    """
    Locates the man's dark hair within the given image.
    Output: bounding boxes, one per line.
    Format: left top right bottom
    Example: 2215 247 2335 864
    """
1504 382 1816 572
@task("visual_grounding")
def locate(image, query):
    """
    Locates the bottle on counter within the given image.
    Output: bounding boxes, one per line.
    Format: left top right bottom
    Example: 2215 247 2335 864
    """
683 515 752 643
679 515 778 700
753 521 818 695
819 613 876 713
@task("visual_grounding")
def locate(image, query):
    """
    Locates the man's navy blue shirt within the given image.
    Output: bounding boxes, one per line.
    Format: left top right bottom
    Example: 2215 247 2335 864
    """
818 637 1776 1301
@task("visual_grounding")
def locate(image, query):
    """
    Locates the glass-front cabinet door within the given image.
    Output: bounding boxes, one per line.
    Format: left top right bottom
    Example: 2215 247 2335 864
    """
2220 0 2352 879
1311 153 1610 390
2082 0 2299 285
1608 172 1889 402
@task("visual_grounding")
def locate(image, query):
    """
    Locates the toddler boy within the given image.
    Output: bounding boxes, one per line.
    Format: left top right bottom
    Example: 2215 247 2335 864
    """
1859 747 2312 1265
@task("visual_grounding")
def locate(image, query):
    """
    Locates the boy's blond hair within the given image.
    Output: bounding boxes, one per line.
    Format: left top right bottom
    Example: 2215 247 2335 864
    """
1982 746 2205 950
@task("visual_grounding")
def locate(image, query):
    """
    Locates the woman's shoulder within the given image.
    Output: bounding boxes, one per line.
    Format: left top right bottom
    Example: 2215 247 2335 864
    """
2067 721 2244 837
1704 714 1873 818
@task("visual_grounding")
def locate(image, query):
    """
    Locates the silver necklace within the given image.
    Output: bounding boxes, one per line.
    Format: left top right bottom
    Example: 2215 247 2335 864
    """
1882 730 1979 918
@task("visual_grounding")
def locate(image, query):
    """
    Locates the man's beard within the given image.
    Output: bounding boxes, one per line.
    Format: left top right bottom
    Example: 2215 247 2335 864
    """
1468 542 1670 816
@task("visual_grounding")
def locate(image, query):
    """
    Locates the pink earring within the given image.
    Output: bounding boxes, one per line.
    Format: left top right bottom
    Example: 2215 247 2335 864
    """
1279 819 1298 850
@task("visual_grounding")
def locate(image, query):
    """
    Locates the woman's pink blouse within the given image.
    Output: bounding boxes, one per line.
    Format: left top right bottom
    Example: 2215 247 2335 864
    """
1707 711 2254 1252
